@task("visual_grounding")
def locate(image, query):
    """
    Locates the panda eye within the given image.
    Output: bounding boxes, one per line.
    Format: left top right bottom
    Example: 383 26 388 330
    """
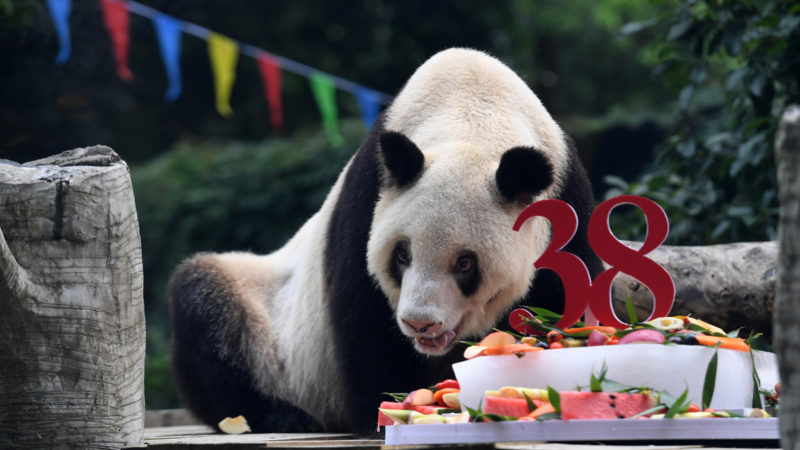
456 255 475 273
395 245 411 266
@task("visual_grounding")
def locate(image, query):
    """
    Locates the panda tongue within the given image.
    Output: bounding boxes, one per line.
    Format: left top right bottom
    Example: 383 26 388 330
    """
420 330 456 349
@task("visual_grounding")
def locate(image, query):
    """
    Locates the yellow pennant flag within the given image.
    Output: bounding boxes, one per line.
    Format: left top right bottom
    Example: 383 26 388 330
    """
207 32 239 117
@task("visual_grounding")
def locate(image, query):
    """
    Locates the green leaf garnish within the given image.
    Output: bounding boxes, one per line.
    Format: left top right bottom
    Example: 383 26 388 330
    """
547 386 561 414
702 346 719 410
664 388 691 418
523 391 536 413
383 392 408 402
625 295 639 325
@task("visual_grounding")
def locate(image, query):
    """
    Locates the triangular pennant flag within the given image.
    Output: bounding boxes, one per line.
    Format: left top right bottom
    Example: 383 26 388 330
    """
153 13 183 102
46 0 72 64
99 0 133 81
207 32 239 117
256 54 283 130
309 72 344 147
355 87 381 131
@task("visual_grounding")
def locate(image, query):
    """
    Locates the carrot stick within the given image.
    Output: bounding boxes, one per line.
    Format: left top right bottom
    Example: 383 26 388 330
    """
433 388 459 406
695 333 750 352
519 403 556 421
481 343 542 356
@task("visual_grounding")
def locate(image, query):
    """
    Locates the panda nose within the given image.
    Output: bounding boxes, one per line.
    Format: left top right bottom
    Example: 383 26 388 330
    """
402 319 442 335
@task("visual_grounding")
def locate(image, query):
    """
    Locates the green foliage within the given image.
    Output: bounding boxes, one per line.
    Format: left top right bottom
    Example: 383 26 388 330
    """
133 119 365 407
605 0 800 244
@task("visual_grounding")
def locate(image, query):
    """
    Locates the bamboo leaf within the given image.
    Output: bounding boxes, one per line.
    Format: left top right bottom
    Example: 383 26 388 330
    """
625 295 639 325
702 347 719 410
547 386 561 414
523 391 536 413
665 389 690 418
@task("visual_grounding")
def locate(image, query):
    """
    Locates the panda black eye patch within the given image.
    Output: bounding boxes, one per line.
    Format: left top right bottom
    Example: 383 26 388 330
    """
388 241 411 287
453 252 480 297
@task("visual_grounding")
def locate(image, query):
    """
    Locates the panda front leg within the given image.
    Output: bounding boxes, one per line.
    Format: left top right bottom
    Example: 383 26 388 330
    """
167 253 323 433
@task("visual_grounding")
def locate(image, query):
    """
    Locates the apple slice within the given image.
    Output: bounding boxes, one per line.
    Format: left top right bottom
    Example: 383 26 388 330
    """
463 345 488 359
478 331 517 348
402 388 435 408
218 415 251 434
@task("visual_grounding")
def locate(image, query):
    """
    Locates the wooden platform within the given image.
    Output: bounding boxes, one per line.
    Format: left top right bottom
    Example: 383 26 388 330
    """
137 425 780 449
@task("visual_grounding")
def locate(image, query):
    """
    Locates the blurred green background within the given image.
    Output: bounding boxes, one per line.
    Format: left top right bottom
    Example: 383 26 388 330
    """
2 0 798 410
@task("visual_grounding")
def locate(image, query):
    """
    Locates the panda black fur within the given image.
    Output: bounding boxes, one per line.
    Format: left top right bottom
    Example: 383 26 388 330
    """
168 48 603 434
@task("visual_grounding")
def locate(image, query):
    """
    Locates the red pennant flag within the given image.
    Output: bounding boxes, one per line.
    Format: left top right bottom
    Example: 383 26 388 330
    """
99 0 132 81
256 54 283 130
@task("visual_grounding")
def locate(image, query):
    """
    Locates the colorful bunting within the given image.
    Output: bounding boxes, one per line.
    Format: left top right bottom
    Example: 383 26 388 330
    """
45 0 390 143
99 0 133 81
153 13 183 102
355 87 381 131
207 32 239 117
256 54 283 130
310 73 345 147
46 0 72 64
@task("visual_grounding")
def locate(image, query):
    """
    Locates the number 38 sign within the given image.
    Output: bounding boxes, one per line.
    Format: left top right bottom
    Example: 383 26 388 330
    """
512 195 675 330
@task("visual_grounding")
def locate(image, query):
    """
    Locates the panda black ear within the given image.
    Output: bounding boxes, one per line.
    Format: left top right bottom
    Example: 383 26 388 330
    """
379 131 425 187
496 147 554 203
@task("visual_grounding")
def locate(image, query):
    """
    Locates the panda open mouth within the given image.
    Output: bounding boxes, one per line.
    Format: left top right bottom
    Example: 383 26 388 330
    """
415 330 456 352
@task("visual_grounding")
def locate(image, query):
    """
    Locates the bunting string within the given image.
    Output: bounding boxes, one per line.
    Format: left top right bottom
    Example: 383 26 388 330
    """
46 0 393 144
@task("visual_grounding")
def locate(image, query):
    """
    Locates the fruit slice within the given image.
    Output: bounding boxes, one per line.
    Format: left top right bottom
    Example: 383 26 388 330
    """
218 415 251 434
484 395 544 418
464 345 488 359
411 412 446 424
618 329 666 345
442 392 461 409
497 386 548 402
379 408 413 425
685 317 726 335
402 388 435 407
645 316 684 331
481 343 541 356
478 331 517 348
560 391 655 420
434 388 459 406
377 401 405 427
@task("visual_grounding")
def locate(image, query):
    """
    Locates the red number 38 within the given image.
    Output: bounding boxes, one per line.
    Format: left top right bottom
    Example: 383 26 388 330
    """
512 195 675 330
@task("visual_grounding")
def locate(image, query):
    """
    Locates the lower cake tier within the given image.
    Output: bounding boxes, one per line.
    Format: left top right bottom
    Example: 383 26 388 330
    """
453 344 778 412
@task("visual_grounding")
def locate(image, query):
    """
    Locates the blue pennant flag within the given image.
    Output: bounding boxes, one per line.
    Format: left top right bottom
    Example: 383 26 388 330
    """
153 13 183 102
46 0 72 64
355 87 381 131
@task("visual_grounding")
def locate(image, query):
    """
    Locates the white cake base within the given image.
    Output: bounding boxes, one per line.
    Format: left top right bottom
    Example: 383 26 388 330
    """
453 344 778 412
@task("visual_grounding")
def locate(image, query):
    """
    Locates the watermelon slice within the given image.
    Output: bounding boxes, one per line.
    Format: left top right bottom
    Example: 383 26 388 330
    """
377 401 404 427
484 395 546 418
560 391 655 420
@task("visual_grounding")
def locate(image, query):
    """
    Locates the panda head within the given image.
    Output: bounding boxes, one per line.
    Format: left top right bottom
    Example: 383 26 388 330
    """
366 48 569 356
367 132 559 356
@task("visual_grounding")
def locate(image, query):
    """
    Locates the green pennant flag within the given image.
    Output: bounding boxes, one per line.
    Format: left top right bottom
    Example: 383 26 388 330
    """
309 72 344 147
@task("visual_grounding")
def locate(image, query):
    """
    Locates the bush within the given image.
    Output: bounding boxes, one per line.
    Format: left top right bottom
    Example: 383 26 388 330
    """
605 0 800 244
133 119 366 408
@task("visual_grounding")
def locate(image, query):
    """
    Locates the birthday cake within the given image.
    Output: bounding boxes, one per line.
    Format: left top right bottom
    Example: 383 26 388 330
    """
377 311 779 429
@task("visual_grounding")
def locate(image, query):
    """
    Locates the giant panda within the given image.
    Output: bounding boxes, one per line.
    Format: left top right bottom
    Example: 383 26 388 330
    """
168 48 603 434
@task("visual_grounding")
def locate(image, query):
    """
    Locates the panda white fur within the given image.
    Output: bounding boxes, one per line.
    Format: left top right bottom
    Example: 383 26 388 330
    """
168 48 603 434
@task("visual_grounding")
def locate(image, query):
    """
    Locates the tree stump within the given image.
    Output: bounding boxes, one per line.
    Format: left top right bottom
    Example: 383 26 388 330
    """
0 146 145 448
612 240 776 335
775 105 800 448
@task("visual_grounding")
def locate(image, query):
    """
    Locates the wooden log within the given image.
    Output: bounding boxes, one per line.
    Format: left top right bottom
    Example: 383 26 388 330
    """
775 105 800 447
612 240 776 335
0 146 145 448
